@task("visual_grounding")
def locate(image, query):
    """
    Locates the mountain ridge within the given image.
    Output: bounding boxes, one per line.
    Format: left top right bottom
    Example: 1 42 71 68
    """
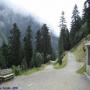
0 4 58 52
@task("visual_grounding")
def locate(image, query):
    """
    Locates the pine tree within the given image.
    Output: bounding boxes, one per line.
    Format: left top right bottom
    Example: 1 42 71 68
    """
64 28 70 50
58 11 67 64
58 28 64 64
1 44 8 67
24 25 33 68
58 11 70 64
70 4 82 47
41 24 52 63
0 48 6 69
8 23 21 67
60 11 66 29
84 0 90 33
35 30 42 53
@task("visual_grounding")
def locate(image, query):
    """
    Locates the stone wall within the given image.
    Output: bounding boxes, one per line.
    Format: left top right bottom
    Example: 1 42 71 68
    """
86 47 90 75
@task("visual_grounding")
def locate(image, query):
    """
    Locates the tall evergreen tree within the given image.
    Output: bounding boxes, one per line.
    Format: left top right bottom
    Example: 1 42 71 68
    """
1 44 8 67
84 0 90 33
0 48 6 69
24 25 33 68
41 24 52 63
70 4 82 47
35 30 42 53
64 28 70 50
60 11 66 29
58 28 64 64
58 11 69 64
8 23 21 67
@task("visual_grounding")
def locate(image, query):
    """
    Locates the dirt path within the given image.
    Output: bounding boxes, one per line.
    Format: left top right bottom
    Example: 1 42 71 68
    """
0 52 90 90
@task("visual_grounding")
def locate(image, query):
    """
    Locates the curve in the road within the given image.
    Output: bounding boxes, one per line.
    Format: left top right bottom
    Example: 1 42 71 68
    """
0 52 90 90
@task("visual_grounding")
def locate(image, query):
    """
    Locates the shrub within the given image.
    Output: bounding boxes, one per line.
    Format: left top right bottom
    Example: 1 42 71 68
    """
58 53 65 65
34 53 44 67
12 65 21 76
47 54 51 61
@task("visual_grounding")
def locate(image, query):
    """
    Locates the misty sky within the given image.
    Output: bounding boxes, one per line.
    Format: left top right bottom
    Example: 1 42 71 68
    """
1 0 85 36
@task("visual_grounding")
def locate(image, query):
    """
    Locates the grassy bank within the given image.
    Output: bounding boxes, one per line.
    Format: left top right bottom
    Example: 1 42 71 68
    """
14 64 46 76
70 35 90 74
54 53 67 69
71 35 90 62
76 64 86 74
71 39 86 62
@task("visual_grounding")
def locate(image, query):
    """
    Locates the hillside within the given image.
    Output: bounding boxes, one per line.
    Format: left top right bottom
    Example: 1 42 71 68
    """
0 4 58 51
71 35 90 62
70 35 90 74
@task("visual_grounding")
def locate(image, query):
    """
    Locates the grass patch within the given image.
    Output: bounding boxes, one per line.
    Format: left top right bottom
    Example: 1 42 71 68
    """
20 64 46 76
71 34 90 62
54 54 67 69
71 39 86 62
76 64 86 74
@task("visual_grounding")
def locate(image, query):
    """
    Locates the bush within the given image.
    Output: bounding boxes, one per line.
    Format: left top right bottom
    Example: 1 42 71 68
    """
58 58 62 65
47 55 51 61
58 53 65 65
12 65 21 76
34 53 44 67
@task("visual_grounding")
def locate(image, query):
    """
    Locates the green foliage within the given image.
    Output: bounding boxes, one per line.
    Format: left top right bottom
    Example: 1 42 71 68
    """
70 4 82 48
58 29 64 64
60 11 66 28
63 29 70 50
80 22 89 37
76 64 86 74
8 23 21 67
30 52 36 67
58 55 63 65
54 53 67 69
12 65 21 76
41 24 52 63
51 51 56 61
35 30 42 53
21 58 28 70
32 52 44 67
71 38 86 62
20 65 46 76
0 49 6 69
58 12 65 63
1 44 8 67
24 25 33 68
36 24 52 63
58 11 70 64
84 0 90 33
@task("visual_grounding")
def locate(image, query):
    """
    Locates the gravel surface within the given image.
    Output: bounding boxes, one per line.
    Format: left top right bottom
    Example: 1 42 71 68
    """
0 52 90 90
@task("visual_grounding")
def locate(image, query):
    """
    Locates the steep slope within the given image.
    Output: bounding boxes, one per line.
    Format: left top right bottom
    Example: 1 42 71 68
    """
71 35 90 62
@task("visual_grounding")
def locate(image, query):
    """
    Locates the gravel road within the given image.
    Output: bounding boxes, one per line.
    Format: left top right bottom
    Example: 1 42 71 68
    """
0 52 90 90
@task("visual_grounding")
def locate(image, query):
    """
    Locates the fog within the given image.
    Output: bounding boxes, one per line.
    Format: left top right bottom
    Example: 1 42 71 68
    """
0 0 85 36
